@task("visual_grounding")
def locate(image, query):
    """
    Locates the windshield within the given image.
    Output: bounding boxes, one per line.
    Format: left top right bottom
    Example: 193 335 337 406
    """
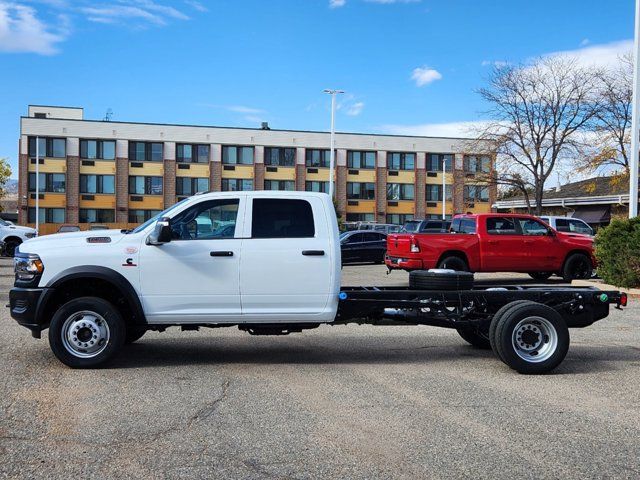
0 219 9 226
130 198 191 234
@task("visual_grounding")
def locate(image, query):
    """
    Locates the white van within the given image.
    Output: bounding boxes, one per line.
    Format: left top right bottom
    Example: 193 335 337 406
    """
539 216 594 237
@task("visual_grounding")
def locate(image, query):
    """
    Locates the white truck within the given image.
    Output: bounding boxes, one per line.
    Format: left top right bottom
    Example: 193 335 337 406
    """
0 219 37 256
9 191 626 374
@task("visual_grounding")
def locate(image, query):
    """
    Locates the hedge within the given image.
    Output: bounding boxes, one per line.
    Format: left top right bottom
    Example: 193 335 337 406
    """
594 217 640 288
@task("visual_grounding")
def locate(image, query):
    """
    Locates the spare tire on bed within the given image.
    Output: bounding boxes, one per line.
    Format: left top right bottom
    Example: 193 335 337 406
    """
409 269 474 291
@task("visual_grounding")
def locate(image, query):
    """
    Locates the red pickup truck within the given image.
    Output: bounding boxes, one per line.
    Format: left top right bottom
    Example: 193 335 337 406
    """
386 213 595 281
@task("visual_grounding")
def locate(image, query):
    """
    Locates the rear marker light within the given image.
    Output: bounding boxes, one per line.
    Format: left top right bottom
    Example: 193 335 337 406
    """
620 293 628 307
410 236 420 253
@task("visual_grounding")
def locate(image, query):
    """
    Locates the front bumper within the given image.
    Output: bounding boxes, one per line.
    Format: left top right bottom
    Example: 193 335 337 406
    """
9 287 51 338
385 256 424 271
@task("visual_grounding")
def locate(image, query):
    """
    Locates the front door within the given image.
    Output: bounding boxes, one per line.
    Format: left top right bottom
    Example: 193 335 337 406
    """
139 197 244 323
239 196 333 320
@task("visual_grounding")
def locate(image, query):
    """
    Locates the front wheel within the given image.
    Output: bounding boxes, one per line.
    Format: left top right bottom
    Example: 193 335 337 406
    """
48 297 126 368
562 253 593 281
3 239 21 257
492 302 569 374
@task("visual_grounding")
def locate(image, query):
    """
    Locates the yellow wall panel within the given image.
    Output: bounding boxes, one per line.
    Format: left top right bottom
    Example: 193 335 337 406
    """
469 203 492 213
388 171 415 184
129 162 164 176
347 170 376 182
306 169 334 181
387 201 415 214
425 172 453 184
176 164 210 177
128 196 164 210
79 194 116 209
425 205 454 216
28 159 66 174
345 200 376 213
221 165 254 179
79 161 116 175
264 167 296 181
27 193 66 208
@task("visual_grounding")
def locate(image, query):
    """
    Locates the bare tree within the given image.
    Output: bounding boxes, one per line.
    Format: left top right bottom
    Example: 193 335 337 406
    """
578 53 632 174
475 56 602 215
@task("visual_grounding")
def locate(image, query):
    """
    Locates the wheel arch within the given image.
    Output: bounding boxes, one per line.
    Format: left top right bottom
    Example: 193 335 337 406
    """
436 250 470 269
37 266 146 328
3 235 23 244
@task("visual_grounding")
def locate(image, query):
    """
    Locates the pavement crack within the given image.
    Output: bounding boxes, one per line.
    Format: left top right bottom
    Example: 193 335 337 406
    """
187 380 230 427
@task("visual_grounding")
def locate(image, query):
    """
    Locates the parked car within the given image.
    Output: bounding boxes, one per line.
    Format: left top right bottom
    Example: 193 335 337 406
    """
403 219 451 233
58 225 81 233
340 230 387 264
0 218 37 256
8 191 625 374
539 216 594 237
356 222 402 234
386 213 595 281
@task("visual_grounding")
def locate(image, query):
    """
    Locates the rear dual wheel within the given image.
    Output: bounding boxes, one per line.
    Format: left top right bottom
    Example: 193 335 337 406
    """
489 301 569 374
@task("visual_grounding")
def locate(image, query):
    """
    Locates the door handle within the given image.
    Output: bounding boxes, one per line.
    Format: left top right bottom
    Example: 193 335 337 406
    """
210 251 233 257
302 250 325 256
488 240 499 245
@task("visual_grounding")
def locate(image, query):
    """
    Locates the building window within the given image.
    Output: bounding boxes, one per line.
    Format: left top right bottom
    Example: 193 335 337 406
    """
346 213 376 222
427 154 453 172
426 184 452 202
79 209 115 223
128 142 164 162
222 179 253 191
464 185 490 203
28 208 65 223
28 137 66 158
177 144 209 163
427 213 452 220
264 147 295 166
222 146 254 165
305 149 330 168
347 151 376 169
129 176 163 195
176 177 209 196
387 214 414 225
80 174 115 194
305 181 329 193
129 209 162 223
347 182 375 200
464 155 491 173
80 140 116 160
387 152 415 171
264 180 295 191
387 183 414 201
28 173 65 193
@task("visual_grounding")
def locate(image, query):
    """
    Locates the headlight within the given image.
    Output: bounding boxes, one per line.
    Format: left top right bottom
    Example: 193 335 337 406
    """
25 232 37 239
14 254 44 281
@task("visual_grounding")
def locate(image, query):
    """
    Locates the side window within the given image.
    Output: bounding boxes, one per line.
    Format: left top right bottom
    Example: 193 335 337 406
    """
461 219 476 234
170 199 239 240
518 218 548 236
486 217 517 235
252 199 315 238
348 233 364 243
363 233 380 242
555 218 570 232
568 220 592 234
451 218 461 233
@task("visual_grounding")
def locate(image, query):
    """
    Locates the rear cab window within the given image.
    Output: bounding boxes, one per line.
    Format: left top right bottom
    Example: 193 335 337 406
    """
486 217 517 235
251 198 315 238
452 217 476 234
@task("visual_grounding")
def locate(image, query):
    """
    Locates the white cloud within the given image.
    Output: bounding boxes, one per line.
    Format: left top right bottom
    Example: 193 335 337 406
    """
410 66 442 87
544 39 632 69
346 101 365 116
481 60 509 67
82 1 189 26
366 0 421 3
0 2 67 54
379 120 490 138
226 105 265 115
184 0 206 12
329 0 345 8
580 38 590 46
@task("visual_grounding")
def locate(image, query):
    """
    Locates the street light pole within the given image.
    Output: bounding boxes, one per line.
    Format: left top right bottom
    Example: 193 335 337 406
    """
442 157 447 220
35 136 40 234
630 0 640 217
323 89 344 199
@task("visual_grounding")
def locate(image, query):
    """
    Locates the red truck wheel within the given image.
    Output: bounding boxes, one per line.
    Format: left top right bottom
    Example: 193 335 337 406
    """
437 256 468 272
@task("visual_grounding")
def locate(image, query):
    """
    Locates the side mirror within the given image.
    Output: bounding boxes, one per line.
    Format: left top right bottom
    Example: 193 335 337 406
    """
147 217 172 245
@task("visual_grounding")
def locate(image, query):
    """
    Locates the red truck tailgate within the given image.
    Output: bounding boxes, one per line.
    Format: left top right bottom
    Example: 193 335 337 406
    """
386 234 425 270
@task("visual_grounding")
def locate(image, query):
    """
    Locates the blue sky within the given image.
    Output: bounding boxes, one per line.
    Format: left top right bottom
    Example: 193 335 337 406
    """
0 0 635 178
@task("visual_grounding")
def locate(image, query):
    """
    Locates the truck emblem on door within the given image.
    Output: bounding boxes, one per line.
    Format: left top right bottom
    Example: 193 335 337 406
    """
122 258 137 267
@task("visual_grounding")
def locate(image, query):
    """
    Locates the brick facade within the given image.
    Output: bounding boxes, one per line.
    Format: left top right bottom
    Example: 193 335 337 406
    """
163 158 176 208
115 157 129 223
336 165 347 217
18 154 28 225
66 156 80 224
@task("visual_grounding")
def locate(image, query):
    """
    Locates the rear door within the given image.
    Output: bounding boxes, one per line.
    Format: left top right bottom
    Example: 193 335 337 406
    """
362 232 386 261
516 218 560 270
482 216 524 271
240 196 333 319
342 233 364 262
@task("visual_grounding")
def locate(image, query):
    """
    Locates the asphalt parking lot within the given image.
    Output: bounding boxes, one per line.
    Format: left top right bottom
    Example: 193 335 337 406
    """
1 260 639 479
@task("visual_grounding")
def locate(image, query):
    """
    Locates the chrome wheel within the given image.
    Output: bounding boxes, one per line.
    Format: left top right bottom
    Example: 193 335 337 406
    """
511 316 558 363
61 311 110 359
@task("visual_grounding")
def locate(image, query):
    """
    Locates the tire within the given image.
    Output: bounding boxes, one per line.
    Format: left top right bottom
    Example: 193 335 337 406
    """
409 270 474 291
528 272 553 281
493 302 570 374
562 253 593 282
437 256 468 272
3 239 21 257
48 296 126 368
125 327 146 344
456 326 490 349
488 300 537 361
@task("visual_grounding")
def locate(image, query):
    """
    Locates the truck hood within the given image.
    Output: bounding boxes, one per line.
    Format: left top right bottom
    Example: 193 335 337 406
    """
18 229 129 254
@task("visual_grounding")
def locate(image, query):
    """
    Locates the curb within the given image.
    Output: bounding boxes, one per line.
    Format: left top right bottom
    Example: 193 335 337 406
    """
571 279 640 297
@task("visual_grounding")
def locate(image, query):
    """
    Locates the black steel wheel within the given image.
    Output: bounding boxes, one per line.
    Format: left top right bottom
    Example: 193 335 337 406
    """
528 272 553 281
436 256 468 272
562 253 593 281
